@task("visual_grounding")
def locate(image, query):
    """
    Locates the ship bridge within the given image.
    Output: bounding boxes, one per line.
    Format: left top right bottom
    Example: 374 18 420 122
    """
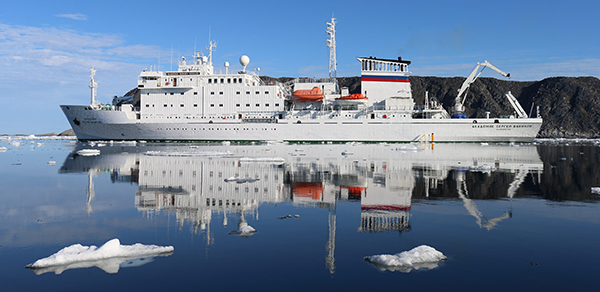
357 56 413 110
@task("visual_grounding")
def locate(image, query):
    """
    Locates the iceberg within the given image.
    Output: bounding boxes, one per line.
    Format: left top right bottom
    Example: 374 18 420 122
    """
364 245 446 273
26 238 174 275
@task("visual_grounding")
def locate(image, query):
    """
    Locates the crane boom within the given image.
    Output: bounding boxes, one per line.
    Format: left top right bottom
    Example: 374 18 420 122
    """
453 60 510 114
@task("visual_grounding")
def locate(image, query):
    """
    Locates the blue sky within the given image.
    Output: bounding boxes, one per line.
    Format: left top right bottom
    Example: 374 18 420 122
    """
1 0 598 134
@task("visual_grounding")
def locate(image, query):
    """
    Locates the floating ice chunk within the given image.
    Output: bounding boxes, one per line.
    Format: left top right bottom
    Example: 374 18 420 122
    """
364 245 446 273
240 225 256 236
592 187 600 195
47 161 56 165
25 238 174 275
228 225 257 238
0 147 7 152
9 141 21 147
77 149 100 156
480 142 489 146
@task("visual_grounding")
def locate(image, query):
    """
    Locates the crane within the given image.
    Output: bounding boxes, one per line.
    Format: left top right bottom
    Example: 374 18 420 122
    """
453 60 510 115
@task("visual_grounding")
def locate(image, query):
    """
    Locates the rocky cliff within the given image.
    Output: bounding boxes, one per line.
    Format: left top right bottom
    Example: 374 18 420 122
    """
263 76 600 138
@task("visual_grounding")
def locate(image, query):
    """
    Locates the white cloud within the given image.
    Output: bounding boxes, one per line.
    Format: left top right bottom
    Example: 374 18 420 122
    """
55 13 88 21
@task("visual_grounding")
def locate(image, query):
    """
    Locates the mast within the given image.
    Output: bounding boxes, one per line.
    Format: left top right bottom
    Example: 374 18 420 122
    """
89 67 98 106
326 16 337 81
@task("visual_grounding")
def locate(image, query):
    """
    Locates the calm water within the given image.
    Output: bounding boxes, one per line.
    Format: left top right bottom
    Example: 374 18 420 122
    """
1 137 599 291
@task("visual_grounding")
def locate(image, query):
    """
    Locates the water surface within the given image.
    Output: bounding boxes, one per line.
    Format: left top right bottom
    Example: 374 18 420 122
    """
1 137 599 291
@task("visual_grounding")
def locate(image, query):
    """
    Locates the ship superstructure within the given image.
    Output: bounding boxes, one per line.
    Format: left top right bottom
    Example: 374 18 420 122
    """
61 17 542 142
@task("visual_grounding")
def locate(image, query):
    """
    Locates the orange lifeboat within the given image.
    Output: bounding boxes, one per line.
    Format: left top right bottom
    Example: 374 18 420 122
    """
335 93 368 106
292 86 324 102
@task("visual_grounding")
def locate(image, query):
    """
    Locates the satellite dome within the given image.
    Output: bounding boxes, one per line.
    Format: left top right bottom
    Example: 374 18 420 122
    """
239 55 250 67
224 61 230 67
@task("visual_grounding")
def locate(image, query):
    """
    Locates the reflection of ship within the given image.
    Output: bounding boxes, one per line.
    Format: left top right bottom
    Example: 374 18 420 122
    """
60 142 544 273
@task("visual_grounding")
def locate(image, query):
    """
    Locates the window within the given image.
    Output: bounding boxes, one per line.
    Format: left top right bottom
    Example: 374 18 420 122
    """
211 104 215 107
220 78 224 83
164 104 168 107
246 91 250 94
265 104 269 107
233 79 237 83
275 103 279 107
246 104 250 107
219 104 223 107
239 78 242 83
227 78 231 83
236 91 240 95
211 92 215 95
265 91 269 94
219 92 223 95
180 92 184 95
256 103 260 107
146 104 149 107
255 91 260 95
194 104 198 107
236 104 240 107
208 79 212 84
170 92 174 95
194 92 198 95
180 104 184 107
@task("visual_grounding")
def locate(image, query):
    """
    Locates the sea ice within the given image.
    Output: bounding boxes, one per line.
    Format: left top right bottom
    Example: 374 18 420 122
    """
77 149 101 156
26 238 174 275
228 225 257 238
364 245 446 273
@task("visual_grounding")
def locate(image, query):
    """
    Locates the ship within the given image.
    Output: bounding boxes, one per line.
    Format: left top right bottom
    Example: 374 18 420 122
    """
60 17 542 142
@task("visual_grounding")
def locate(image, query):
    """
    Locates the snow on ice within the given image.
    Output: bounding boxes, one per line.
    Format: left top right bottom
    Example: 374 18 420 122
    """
26 238 174 275
364 245 447 273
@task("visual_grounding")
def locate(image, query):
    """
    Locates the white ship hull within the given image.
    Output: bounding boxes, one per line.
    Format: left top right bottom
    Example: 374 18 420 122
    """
61 18 543 143
61 105 541 142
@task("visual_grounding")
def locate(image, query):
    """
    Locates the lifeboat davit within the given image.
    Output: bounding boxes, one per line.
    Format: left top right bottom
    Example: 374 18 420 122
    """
292 86 324 102
335 93 367 106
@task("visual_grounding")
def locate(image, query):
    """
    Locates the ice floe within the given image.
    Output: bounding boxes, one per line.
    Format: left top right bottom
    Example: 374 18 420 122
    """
77 149 101 156
228 225 257 238
26 238 174 275
364 245 446 273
